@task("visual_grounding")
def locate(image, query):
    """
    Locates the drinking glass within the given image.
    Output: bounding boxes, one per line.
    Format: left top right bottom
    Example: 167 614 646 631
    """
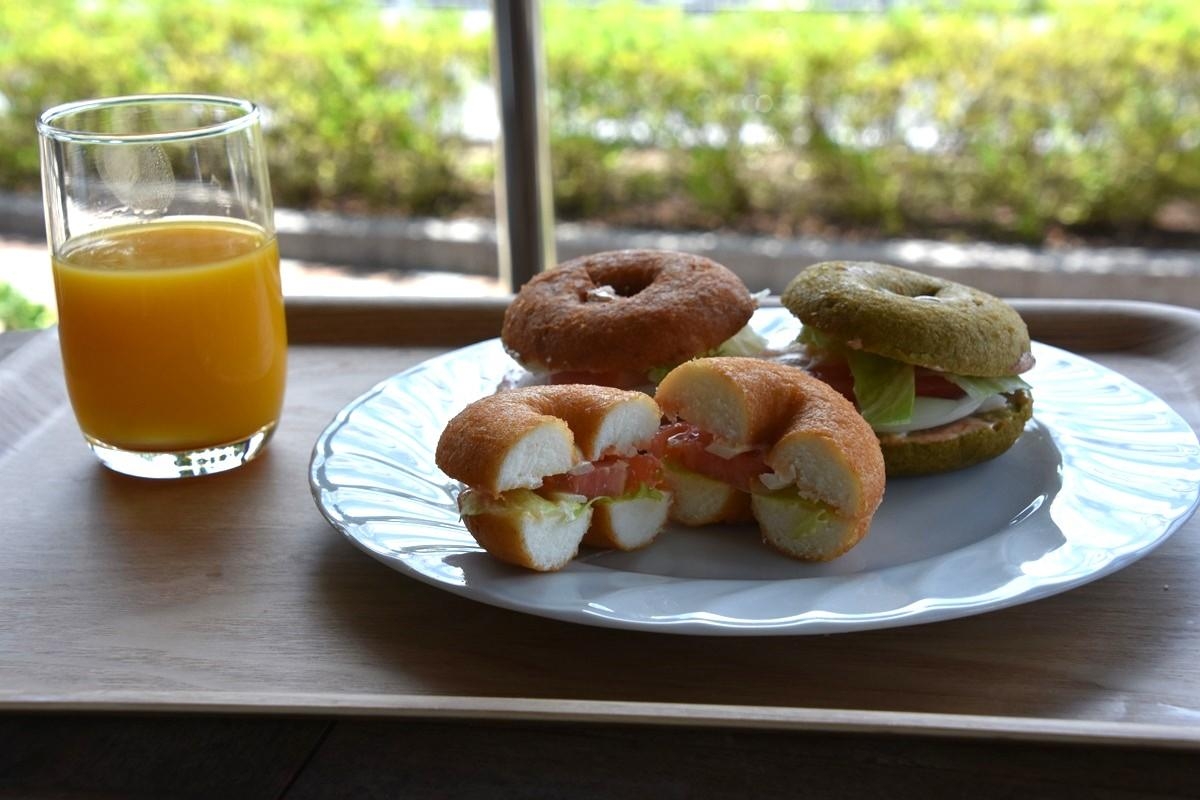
37 94 287 479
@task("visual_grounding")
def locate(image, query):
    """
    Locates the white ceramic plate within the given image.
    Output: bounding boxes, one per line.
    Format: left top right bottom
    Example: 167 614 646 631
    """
309 308 1200 635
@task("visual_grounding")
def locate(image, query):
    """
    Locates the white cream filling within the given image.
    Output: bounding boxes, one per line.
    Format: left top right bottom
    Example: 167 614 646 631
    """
872 393 1008 435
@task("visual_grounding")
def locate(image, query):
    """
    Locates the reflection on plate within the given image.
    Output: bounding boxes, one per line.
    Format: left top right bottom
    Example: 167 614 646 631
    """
309 308 1200 635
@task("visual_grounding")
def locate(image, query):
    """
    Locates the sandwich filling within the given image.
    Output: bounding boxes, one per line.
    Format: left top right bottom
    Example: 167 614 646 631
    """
653 422 769 493
796 327 1031 435
458 452 668 521
652 422 840 542
652 421 839 520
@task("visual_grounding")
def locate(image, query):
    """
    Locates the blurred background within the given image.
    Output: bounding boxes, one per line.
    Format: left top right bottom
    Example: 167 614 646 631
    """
2 0 1198 330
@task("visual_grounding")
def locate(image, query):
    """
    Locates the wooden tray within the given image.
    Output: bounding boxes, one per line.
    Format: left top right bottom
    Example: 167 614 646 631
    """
2 297 1199 754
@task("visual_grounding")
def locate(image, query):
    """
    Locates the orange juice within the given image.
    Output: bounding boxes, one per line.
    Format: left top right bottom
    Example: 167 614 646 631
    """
52 218 287 452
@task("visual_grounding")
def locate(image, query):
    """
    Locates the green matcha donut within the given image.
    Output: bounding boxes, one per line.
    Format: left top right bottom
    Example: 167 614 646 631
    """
781 261 1032 376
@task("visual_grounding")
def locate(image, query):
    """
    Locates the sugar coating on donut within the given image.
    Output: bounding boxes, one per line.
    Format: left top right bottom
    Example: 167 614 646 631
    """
781 261 1032 376
502 250 756 376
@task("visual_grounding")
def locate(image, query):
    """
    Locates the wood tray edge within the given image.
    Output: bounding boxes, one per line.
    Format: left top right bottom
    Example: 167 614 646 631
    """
2 692 1199 750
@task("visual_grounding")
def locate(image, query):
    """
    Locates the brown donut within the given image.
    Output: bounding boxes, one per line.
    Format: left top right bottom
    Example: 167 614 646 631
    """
501 250 756 378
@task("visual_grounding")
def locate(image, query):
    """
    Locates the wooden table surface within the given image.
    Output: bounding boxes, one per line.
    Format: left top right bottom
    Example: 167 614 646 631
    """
2 297 1200 798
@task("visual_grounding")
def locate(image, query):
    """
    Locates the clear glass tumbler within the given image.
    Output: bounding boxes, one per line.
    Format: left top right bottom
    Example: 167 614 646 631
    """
37 94 288 479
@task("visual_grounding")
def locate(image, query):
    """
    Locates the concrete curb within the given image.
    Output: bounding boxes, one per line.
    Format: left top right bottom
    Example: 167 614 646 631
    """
5 191 1199 305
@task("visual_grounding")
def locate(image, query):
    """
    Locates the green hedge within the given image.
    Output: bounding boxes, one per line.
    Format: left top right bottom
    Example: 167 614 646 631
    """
543 0 1200 240
0 0 488 213
0 283 52 331
1 0 1197 242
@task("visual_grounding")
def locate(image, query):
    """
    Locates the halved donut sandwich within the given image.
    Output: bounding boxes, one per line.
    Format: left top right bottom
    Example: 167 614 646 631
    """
782 261 1034 476
434 385 671 571
654 357 886 562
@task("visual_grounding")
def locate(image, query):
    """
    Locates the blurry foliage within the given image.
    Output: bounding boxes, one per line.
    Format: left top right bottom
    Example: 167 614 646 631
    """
0 0 487 214
0 282 53 331
1 0 1198 243
543 0 1200 241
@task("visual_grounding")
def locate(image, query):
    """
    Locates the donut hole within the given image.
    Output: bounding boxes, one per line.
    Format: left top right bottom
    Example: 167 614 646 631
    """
872 275 948 303
879 286 942 303
906 280 946 299
611 280 649 297
584 264 657 299
605 275 655 297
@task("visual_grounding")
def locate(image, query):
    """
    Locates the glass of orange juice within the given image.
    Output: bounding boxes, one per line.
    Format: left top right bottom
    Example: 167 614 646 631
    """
37 95 287 479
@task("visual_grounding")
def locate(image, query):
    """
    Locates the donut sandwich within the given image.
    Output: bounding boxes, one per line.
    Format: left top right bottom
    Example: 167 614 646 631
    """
782 261 1034 476
501 249 763 388
435 359 886 571
435 385 672 572
655 357 885 562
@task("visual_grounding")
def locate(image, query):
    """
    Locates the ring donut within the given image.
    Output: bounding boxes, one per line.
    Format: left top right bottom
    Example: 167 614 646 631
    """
782 261 1032 376
435 385 672 571
654 357 885 562
501 249 756 384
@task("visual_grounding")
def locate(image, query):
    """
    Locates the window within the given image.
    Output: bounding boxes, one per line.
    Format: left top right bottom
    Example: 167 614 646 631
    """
3 0 1198 327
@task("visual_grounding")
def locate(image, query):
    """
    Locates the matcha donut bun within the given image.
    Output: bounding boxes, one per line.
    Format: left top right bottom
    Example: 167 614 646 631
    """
782 261 1034 476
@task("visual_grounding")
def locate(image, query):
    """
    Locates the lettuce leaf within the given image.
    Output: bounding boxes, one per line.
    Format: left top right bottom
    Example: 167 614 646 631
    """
616 483 668 503
797 325 842 355
754 491 836 541
459 488 591 522
803 327 1030 430
846 350 915 428
644 324 769 384
461 484 666 520
712 324 769 357
946 373 1032 400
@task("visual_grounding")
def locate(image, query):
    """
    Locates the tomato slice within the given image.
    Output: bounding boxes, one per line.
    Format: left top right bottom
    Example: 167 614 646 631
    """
914 368 967 399
654 422 768 493
804 360 855 401
621 452 664 489
539 453 663 499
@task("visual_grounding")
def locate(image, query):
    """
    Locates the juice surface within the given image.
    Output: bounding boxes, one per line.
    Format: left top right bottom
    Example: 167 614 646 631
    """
53 218 287 451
